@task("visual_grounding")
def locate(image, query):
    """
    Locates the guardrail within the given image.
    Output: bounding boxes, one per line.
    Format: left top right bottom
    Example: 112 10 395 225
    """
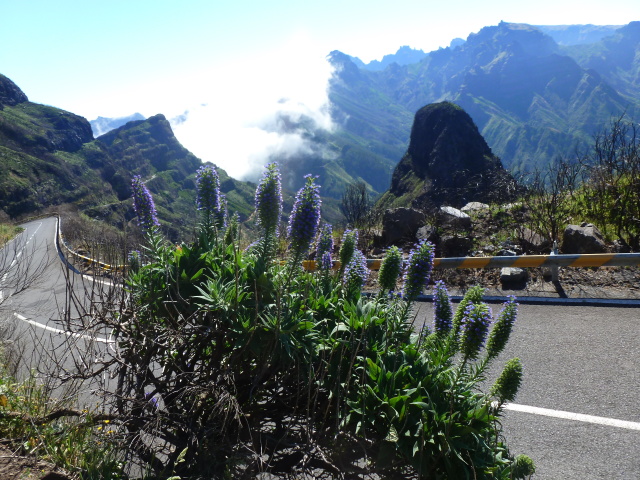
301 252 640 271
54 216 125 273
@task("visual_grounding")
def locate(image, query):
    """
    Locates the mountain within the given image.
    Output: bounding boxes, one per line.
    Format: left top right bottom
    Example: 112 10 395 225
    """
535 24 622 46
0 74 257 240
349 46 428 71
90 113 146 137
561 21 640 99
378 102 516 209
328 21 640 182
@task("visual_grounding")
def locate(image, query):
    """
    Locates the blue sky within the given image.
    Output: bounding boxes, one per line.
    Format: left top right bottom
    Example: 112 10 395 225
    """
1 0 638 179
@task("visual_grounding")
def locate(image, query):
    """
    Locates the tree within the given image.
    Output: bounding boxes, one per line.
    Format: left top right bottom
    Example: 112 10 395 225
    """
340 180 372 228
578 113 640 249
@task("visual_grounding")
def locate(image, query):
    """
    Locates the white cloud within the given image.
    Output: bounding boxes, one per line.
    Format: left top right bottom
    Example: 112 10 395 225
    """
169 38 336 182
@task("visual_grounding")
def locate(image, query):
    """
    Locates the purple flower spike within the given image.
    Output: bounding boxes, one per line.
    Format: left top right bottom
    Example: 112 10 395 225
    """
378 246 402 292
460 303 492 359
131 176 159 234
321 251 333 271
401 240 435 301
255 163 283 236
287 174 321 256
196 164 221 213
316 224 333 262
486 296 518 359
433 280 453 335
342 249 369 290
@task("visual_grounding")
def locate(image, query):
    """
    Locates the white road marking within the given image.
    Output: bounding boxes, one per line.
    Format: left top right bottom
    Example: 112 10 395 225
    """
505 403 640 431
13 313 114 344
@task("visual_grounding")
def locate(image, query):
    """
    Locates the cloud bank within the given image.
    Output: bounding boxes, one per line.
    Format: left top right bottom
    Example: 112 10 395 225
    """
169 46 336 182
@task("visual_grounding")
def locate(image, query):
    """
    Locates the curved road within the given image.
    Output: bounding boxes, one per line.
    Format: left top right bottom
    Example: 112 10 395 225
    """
0 217 113 395
1 218 639 478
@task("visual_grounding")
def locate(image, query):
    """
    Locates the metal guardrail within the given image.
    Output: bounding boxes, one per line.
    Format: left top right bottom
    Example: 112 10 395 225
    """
54 216 125 273
301 253 640 271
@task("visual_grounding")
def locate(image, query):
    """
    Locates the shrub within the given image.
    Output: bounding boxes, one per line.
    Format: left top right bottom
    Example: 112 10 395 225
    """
85 164 533 478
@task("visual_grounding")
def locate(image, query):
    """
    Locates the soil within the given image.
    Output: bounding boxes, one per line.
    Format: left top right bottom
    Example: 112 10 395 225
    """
0 444 72 480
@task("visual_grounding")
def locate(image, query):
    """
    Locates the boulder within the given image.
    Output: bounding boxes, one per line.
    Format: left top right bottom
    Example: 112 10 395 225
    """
562 223 606 254
519 227 550 253
440 235 473 257
382 207 426 244
416 224 437 243
461 202 489 212
500 267 528 284
438 206 472 230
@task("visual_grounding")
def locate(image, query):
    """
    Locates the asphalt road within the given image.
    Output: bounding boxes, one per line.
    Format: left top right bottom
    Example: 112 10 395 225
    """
413 301 640 479
0 217 113 399
2 218 639 478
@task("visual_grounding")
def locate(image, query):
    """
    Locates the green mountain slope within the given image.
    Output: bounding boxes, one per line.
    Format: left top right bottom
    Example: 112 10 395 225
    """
328 21 640 181
0 74 257 239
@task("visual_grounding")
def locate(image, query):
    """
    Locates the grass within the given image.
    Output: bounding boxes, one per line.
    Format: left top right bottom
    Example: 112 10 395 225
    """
0 223 23 245
0 369 123 479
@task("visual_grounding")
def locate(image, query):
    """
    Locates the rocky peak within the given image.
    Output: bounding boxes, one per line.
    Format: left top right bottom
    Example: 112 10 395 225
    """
383 101 515 208
0 74 28 108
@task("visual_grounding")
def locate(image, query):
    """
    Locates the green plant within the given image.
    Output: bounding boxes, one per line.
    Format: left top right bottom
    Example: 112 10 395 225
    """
0 371 123 478
79 165 533 478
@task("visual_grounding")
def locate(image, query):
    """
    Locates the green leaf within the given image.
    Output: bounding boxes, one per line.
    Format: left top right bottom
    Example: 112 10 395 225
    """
190 268 204 281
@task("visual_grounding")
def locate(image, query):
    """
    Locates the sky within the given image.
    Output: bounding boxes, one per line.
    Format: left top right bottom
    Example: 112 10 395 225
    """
1 0 638 180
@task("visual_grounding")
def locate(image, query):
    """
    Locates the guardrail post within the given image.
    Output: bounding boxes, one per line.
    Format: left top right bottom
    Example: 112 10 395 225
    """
550 240 559 283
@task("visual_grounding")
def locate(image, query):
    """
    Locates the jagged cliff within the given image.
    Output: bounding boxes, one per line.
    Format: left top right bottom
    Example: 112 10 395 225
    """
378 102 516 209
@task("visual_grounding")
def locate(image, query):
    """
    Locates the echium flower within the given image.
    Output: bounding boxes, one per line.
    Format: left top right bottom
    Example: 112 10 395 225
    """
320 251 333 271
459 303 492 359
316 224 333 262
338 229 358 273
342 249 369 290
287 174 321 256
216 193 228 228
378 245 402 292
486 296 518 359
255 163 283 236
491 357 523 404
433 280 453 335
131 176 159 234
401 240 435 301
196 164 221 220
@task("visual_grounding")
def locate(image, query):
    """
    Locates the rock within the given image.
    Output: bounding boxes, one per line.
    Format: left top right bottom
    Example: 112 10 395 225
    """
438 206 472 230
562 224 606 254
519 227 550 253
461 202 489 212
416 224 437 242
500 267 528 284
384 102 518 208
441 235 473 257
0 74 28 108
382 207 426 244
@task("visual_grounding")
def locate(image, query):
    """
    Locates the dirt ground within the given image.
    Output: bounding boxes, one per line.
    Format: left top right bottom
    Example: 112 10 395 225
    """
0 445 71 480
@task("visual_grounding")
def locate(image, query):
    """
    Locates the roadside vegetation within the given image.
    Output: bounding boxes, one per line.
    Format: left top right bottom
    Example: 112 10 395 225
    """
2 113 636 478
0 223 22 245
0 165 535 479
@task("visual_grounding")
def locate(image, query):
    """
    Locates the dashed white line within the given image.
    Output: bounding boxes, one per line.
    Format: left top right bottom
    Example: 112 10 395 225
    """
13 313 113 344
505 403 640 431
